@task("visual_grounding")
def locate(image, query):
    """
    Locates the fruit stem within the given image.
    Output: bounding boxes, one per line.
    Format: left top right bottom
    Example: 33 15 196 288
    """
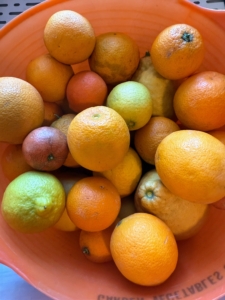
182 32 193 42
47 154 54 161
82 247 90 256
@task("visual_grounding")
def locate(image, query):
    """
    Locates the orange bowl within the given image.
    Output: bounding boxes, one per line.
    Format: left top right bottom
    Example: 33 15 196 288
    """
1 0 225 299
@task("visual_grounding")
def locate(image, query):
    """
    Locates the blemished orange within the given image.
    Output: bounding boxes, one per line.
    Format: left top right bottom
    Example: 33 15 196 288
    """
26 53 74 103
51 114 79 168
208 130 225 145
0 77 44 144
110 213 178 286
43 10 96 65
94 147 142 198
66 70 108 113
66 176 121 232
150 24 204 80
134 116 180 165
174 71 225 131
1 144 34 181
155 130 225 204
79 224 115 263
89 32 140 84
42 102 64 126
67 106 130 172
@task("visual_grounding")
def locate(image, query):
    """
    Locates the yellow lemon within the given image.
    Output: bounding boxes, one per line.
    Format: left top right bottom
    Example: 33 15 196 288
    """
106 81 152 130
94 147 142 198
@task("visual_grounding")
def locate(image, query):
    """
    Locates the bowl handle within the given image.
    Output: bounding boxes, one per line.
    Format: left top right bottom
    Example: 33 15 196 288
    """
180 0 225 31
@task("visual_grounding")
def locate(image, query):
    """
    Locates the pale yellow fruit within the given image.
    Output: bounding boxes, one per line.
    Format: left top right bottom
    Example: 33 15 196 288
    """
135 169 209 240
1 171 65 233
94 147 142 198
131 53 176 120
106 81 152 130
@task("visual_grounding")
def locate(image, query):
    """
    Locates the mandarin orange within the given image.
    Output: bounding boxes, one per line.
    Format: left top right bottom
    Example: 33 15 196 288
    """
173 71 225 131
155 130 225 204
43 10 96 65
134 116 180 164
67 176 121 232
67 70 108 113
26 53 74 103
89 32 140 84
151 24 204 80
110 213 178 286
0 77 44 144
67 106 130 172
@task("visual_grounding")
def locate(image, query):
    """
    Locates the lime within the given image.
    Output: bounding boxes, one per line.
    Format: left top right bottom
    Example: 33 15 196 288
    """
1 171 65 233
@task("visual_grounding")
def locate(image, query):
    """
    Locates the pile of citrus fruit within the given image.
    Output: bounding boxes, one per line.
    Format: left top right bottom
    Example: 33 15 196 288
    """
1 9 225 287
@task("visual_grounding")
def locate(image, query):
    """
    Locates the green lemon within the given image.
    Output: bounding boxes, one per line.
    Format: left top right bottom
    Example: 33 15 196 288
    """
1 171 65 233
106 81 152 131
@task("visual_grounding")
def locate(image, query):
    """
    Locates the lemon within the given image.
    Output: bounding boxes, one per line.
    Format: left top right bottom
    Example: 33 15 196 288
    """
131 53 176 120
134 169 209 240
94 147 142 198
106 81 152 130
1 171 65 233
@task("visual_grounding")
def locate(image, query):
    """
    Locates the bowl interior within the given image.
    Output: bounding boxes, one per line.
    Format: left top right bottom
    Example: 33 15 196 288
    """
1 0 225 299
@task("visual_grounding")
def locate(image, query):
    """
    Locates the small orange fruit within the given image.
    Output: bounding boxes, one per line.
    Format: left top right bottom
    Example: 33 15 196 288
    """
26 53 74 102
150 24 204 80
66 70 108 113
0 77 44 144
67 176 121 232
79 223 115 263
1 144 33 181
110 213 178 286
94 147 142 198
155 130 225 204
42 102 64 126
89 32 140 84
67 106 130 172
174 71 225 131
134 116 180 165
43 10 96 65
51 114 79 168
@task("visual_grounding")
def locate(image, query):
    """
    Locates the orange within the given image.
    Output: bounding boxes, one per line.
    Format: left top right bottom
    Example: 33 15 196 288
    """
79 223 115 263
26 53 74 103
67 176 121 232
42 102 64 126
94 147 142 198
43 10 96 65
89 32 140 84
208 130 225 145
150 24 204 80
66 70 108 113
155 130 225 204
174 71 225 131
1 144 33 181
67 106 130 172
134 116 180 165
110 213 178 286
51 114 79 168
0 77 44 144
